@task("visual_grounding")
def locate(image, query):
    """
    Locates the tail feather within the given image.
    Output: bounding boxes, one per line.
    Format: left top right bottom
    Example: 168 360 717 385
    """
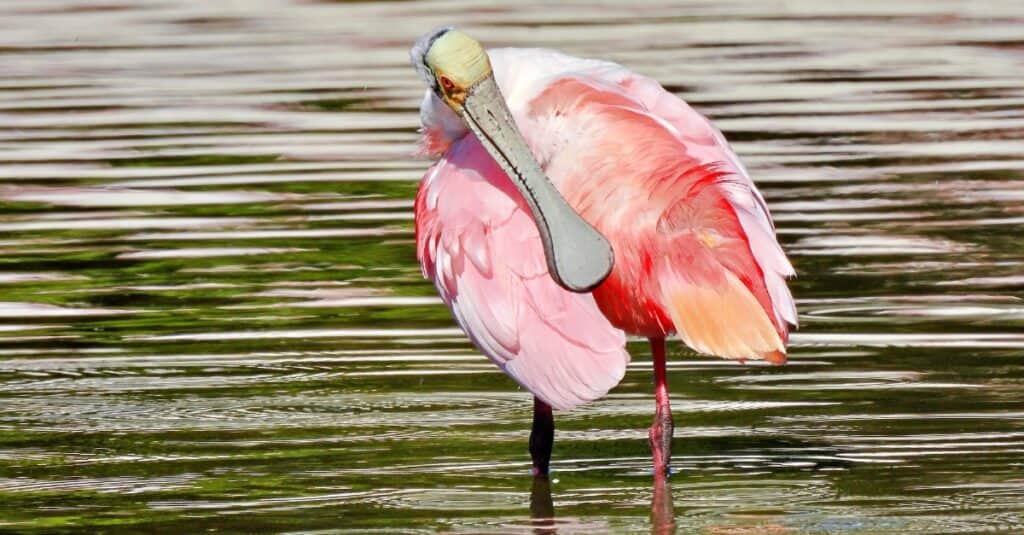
661 268 787 364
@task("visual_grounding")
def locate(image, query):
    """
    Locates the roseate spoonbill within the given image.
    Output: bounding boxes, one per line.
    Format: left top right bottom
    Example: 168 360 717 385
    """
410 28 796 476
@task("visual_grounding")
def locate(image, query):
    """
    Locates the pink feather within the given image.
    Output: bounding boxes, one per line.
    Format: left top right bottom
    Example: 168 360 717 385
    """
414 47 797 407
415 135 630 410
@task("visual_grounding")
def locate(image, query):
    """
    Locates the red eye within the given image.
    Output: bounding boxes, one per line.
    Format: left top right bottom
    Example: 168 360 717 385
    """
439 76 455 91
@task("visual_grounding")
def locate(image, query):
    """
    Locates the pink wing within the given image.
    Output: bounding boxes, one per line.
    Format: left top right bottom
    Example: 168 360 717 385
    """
415 135 630 410
525 72 796 363
620 74 798 331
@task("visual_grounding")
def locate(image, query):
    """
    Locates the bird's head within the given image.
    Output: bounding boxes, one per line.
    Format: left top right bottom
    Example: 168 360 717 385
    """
410 28 614 293
411 27 490 113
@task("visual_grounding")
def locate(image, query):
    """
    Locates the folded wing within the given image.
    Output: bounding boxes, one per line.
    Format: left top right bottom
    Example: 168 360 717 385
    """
415 135 630 410
523 69 796 363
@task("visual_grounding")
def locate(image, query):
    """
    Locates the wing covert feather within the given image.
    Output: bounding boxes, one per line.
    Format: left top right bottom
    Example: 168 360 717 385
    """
415 136 630 410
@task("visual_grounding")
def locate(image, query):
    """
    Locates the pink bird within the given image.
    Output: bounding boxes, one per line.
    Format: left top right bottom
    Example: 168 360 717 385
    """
410 28 796 476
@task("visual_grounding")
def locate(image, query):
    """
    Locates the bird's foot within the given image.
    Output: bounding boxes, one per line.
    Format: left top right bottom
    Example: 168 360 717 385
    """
648 409 674 476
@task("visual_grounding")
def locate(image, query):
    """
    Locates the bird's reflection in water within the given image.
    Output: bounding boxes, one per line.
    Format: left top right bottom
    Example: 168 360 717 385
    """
530 477 556 534
529 474 677 534
651 474 677 534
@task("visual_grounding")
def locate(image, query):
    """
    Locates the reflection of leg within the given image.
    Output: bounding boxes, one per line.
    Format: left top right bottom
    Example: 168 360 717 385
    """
530 476 556 533
648 337 674 476
651 472 677 534
530 396 555 477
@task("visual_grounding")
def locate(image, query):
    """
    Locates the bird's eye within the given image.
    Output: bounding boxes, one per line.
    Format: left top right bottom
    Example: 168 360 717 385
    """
439 76 455 92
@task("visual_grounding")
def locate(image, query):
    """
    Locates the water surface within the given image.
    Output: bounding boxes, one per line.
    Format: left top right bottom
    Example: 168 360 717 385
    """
1 0 1023 532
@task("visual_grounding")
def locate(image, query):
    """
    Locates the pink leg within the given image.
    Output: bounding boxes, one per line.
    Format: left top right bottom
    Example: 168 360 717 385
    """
530 396 554 477
651 470 677 533
648 337 674 476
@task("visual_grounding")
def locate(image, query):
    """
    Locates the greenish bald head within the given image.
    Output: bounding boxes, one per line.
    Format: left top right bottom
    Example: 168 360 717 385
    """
412 28 493 110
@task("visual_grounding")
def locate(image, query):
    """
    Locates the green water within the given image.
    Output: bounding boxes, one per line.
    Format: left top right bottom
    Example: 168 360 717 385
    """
1 0 1024 533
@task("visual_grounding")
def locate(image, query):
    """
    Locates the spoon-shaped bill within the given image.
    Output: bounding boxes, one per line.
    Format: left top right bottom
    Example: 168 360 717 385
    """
459 75 614 292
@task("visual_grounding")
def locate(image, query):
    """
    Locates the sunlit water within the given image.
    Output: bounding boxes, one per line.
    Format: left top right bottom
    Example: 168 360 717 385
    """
1 0 1023 532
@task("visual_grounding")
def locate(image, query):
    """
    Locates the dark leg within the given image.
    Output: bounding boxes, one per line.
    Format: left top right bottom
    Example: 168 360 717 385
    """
648 337 674 476
530 396 554 477
530 476 556 533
